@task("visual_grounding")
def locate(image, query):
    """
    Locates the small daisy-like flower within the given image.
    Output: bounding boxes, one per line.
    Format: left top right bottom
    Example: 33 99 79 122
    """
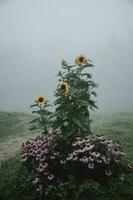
59 81 70 95
50 155 55 160
88 163 94 169
35 96 48 105
91 152 100 158
60 160 66 165
66 154 73 161
105 170 112 176
36 184 43 194
21 156 27 162
75 55 86 65
32 177 40 185
86 144 94 151
88 156 94 162
96 158 102 163
72 156 78 161
80 156 88 164
47 174 54 181
96 135 105 140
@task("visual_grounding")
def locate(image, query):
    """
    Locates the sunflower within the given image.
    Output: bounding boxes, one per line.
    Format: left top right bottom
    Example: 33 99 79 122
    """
75 55 86 65
35 96 48 105
61 59 67 69
59 81 70 95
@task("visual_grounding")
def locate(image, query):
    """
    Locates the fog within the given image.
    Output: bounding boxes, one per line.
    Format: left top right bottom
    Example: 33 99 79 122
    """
0 0 133 113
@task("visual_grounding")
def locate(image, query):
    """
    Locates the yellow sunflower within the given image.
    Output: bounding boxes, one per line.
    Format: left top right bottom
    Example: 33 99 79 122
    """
59 81 70 95
35 96 48 105
61 59 67 69
75 55 86 65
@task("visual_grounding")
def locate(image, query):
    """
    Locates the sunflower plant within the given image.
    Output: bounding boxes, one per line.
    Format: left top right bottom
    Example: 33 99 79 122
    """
53 55 98 141
30 96 53 134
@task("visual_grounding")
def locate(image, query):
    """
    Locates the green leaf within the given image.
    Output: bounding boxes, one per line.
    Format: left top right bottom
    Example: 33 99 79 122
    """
91 91 97 97
76 99 89 107
30 104 38 108
72 117 88 132
88 100 98 108
81 73 92 78
43 104 53 108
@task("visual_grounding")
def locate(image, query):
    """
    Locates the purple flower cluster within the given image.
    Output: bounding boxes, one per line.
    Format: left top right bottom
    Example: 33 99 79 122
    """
65 135 125 176
21 134 56 194
21 134 125 194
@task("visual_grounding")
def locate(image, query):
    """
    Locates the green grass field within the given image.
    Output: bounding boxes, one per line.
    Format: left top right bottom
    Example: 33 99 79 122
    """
91 112 133 162
0 111 133 200
0 112 40 165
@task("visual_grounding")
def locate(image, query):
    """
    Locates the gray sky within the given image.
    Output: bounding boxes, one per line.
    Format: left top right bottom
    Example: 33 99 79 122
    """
0 0 133 113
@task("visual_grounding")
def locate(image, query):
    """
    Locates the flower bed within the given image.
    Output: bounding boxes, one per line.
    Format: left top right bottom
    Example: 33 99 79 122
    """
21 133 125 196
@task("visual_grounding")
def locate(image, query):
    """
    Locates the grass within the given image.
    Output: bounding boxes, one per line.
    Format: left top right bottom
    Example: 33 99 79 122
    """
91 112 133 162
0 111 133 200
0 111 40 165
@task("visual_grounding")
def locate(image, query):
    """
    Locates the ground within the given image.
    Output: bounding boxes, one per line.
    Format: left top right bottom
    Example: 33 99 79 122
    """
0 112 40 166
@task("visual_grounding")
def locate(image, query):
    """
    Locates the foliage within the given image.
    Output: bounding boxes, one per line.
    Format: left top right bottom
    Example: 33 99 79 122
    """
0 156 38 200
30 96 53 134
30 55 98 139
53 56 98 139
0 155 133 200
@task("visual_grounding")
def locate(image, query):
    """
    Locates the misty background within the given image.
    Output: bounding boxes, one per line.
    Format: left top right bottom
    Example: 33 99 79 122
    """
0 0 133 113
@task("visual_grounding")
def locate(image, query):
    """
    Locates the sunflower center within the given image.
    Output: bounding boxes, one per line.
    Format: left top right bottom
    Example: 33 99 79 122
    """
61 84 66 90
79 57 84 63
39 97 44 102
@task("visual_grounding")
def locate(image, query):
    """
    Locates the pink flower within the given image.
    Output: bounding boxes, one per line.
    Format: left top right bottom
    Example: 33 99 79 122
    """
96 158 102 163
37 163 48 172
80 156 88 164
88 163 94 169
36 154 41 161
36 184 43 194
105 170 112 176
47 174 54 181
54 152 60 156
103 158 110 165
50 155 55 160
32 177 40 185
21 155 27 162
88 156 94 162
96 135 105 140
91 152 100 158
72 156 78 161
66 154 73 161
60 160 66 165
43 148 48 154
86 144 94 151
